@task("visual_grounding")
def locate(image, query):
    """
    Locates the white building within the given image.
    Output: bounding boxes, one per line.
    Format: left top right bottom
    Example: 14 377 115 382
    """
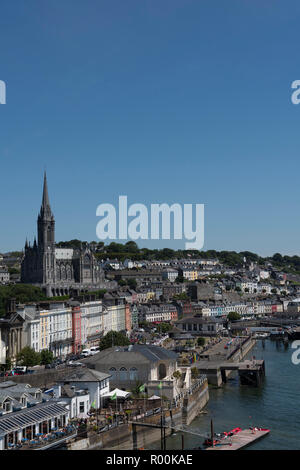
57 369 110 410
21 302 73 357
162 268 178 283
236 280 258 293
0 268 10 284
81 300 103 348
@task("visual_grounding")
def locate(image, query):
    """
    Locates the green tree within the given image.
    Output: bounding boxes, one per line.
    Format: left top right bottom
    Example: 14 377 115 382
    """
127 278 137 290
40 349 54 365
0 285 47 316
17 347 41 367
99 331 130 351
197 337 205 347
158 322 172 334
124 241 139 253
8 267 20 275
227 312 242 322
85 289 107 298
173 292 189 301
173 370 182 380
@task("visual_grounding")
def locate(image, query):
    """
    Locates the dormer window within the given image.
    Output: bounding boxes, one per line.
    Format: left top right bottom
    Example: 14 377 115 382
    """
3 399 12 412
21 396 27 406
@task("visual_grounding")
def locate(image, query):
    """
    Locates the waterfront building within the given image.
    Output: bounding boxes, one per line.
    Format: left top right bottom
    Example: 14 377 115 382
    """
80 300 103 348
52 384 90 419
0 381 69 450
84 344 181 400
57 369 110 410
174 316 224 336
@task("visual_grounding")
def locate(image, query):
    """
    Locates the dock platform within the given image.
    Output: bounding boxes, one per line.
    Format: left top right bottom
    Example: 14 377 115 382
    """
206 428 270 450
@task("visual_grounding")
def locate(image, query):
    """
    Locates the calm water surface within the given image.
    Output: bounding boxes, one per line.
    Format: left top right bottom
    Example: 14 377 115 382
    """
152 339 300 450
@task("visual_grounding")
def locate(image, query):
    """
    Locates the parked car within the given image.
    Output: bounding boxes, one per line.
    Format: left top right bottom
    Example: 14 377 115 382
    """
81 349 92 357
45 363 56 369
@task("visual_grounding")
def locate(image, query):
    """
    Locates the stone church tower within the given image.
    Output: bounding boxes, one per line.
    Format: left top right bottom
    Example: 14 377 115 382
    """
37 172 56 284
21 173 106 297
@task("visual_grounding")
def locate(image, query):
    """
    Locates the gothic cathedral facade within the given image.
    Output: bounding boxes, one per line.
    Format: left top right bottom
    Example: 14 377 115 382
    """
21 173 104 297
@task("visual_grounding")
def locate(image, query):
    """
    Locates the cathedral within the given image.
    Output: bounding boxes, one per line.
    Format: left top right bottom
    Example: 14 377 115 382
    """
21 173 105 297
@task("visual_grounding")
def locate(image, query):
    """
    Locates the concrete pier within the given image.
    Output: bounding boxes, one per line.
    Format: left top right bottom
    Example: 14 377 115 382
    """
195 337 264 387
196 359 265 387
238 360 265 386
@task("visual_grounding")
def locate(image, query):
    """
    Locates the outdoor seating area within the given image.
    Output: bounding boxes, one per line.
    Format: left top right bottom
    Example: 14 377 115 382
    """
0 401 73 450
7 424 77 450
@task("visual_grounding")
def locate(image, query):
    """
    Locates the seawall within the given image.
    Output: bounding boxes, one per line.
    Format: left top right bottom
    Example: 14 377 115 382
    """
68 378 209 450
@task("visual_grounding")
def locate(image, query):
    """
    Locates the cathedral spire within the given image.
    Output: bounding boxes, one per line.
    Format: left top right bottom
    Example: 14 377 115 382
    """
42 171 50 208
40 171 53 219
37 172 55 248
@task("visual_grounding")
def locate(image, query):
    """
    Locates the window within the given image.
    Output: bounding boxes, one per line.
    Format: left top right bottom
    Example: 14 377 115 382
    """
129 367 138 381
158 363 167 380
3 400 11 412
120 367 128 381
109 367 116 380
79 402 85 413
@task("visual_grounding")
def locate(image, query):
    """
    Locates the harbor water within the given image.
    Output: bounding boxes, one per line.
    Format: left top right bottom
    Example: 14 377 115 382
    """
152 339 300 450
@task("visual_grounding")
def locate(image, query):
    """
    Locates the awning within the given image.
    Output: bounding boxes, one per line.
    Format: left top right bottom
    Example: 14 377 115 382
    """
102 388 131 399
0 402 68 435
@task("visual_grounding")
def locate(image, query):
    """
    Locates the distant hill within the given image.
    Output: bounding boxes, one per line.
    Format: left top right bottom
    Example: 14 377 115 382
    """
54 241 300 275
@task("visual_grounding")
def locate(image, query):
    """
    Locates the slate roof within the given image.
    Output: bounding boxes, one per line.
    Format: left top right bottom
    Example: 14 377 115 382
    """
60 368 110 383
85 344 178 365
0 402 68 435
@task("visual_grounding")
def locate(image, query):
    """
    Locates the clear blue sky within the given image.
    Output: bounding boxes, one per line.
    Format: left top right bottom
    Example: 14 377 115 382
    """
1 0 300 256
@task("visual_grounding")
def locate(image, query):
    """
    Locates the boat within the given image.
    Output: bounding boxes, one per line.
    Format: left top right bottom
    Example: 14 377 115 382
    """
205 427 270 450
255 333 270 339
203 427 242 447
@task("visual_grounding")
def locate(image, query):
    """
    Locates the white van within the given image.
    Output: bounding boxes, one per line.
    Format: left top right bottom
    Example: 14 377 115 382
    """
90 346 100 355
81 349 91 357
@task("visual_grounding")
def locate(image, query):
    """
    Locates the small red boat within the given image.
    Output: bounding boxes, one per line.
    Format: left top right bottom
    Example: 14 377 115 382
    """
203 427 242 446
203 426 269 447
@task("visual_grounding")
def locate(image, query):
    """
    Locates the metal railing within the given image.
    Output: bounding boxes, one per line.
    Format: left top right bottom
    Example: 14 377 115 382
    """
7 425 77 450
